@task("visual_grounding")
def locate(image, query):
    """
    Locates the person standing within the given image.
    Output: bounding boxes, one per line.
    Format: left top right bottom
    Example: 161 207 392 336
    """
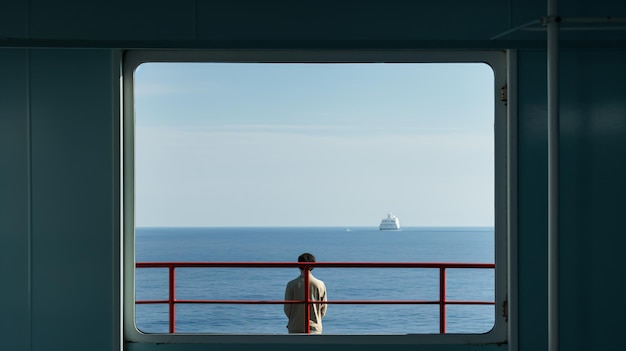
284 253 327 334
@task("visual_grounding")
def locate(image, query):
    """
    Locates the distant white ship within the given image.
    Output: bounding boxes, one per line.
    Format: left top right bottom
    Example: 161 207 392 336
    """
379 212 400 230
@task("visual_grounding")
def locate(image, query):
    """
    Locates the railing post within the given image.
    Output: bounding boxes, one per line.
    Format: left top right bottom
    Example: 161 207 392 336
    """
439 267 446 334
169 266 176 333
304 265 311 334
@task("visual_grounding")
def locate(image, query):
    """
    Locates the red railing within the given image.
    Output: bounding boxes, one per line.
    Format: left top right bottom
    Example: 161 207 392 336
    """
135 262 495 334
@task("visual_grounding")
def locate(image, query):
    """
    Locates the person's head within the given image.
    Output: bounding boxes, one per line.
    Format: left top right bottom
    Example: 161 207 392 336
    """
298 252 316 272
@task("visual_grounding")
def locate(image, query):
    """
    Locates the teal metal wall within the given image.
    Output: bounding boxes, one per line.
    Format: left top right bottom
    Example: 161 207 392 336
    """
0 49 120 351
1 1 625 351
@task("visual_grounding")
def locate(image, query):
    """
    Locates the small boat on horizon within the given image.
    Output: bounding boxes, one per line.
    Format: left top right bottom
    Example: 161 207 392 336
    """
379 212 400 230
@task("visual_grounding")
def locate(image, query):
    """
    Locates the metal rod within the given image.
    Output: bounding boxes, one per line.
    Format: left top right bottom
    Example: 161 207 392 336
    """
560 16 626 24
490 19 541 40
168 266 176 333
304 267 311 334
547 0 560 350
439 267 447 334
523 26 626 31
138 299 495 305
135 300 495 306
491 16 626 40
137 261 495 269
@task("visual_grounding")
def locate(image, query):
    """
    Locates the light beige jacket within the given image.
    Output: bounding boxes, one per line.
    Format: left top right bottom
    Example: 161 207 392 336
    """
284 271 327 334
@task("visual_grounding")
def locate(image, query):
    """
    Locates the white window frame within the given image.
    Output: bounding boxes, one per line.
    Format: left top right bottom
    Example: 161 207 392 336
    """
122 50 512 345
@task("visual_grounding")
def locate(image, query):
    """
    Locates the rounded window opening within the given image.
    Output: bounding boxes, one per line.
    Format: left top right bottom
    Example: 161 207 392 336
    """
125 57 504 341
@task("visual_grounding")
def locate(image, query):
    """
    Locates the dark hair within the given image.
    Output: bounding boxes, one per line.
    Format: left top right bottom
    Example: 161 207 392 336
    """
298 252 316 270
298 252 316 262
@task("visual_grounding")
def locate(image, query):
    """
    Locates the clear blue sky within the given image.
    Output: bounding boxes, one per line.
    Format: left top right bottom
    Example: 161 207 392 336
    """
134 62 494 227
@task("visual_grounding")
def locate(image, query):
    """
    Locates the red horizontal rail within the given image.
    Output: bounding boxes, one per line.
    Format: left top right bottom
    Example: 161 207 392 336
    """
137 261 494 269
137 299 494 305
135 261 495 334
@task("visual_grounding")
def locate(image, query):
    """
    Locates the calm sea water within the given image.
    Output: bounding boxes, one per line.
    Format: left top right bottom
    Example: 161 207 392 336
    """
135 226 494 334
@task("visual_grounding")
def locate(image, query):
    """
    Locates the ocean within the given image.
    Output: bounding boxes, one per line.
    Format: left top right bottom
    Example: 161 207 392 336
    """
135 226 495 335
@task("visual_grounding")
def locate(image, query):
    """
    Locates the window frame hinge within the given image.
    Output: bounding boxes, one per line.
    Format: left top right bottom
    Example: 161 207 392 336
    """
501 298 508 321
500 84 508 105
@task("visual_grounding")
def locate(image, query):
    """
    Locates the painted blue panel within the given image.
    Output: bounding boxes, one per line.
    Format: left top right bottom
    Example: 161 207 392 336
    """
29 0 196 40
0 0 27 38
562 0 626 17
0 49 31 351
196 0 509 41
516 51 549 351
506 0 545 41
516 48 626 351
29 49 116 351
559 0 626 42
559 49 626 351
